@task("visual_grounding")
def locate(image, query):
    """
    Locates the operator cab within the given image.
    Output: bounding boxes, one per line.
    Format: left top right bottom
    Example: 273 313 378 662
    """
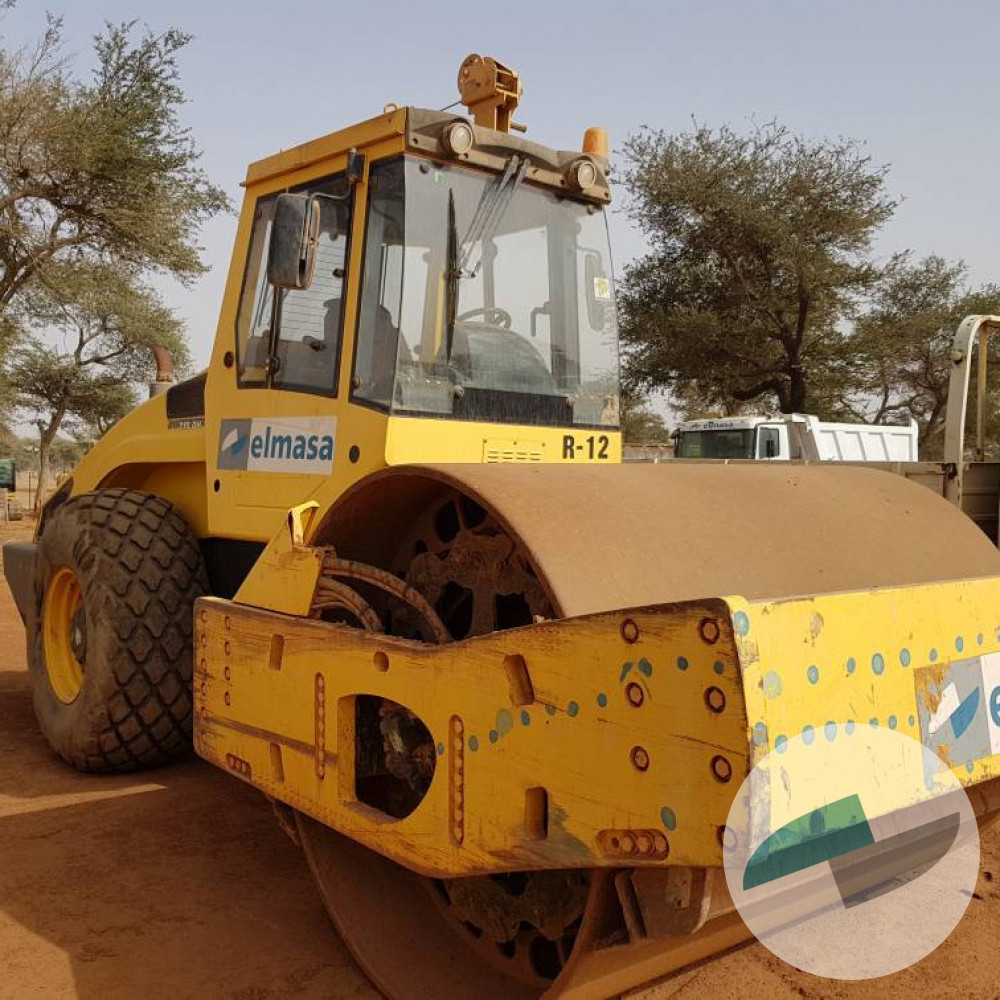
203 55 624 540
242 149 621 432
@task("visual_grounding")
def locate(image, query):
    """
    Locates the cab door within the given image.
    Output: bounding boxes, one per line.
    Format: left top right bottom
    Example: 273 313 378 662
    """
756 424 784 460
205 166 361 542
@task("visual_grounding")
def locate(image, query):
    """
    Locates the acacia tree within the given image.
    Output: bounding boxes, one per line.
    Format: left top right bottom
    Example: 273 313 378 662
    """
618 121 898 416
0 18 229 316
0 17 227 491
8 261 188 497
846 256 1000 455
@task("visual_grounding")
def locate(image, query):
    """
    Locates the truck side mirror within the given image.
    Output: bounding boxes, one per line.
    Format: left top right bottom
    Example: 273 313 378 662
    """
267 193 322 290
584 252 612 329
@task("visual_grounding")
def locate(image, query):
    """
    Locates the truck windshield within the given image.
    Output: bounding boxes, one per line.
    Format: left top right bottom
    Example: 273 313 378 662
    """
353 156 620 428
675 429 755 459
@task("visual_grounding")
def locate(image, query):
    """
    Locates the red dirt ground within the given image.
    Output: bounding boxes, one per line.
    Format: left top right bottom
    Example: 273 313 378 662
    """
0 516 996 999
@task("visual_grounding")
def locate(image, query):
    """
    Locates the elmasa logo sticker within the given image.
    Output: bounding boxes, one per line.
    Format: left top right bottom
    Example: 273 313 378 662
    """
217 416 336 474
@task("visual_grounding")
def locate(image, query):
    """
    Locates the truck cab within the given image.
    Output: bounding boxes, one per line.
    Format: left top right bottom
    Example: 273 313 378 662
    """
674 416 789 460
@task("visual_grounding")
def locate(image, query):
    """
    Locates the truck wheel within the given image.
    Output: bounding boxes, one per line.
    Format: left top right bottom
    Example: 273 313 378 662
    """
29 489 208 772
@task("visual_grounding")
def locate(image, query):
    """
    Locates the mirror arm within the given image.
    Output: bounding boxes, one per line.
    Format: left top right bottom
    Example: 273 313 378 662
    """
263 288 285 385
310 151 366 204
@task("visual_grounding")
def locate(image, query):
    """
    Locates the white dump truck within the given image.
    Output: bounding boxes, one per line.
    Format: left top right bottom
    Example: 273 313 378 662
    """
674 413 919 462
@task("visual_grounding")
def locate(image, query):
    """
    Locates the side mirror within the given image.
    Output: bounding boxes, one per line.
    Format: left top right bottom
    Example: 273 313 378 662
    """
268 193 321 290
584 252 612 329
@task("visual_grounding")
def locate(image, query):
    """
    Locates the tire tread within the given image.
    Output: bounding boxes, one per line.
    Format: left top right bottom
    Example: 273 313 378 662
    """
31 489 207 773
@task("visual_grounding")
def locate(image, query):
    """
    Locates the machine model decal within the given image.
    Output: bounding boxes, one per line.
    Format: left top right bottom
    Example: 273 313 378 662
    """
217 416 336 474
562 433 611 460
167 416 206 431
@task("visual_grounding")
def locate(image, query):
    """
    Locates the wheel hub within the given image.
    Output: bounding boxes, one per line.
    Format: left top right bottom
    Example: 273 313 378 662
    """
42 566 86 704
69 604 88 662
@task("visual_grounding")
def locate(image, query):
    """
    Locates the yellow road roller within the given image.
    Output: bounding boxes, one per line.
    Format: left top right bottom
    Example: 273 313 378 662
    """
8 54 1000 999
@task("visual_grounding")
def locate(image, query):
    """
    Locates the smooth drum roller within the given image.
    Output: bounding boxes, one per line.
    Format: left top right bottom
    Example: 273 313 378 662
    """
290 462 1000 1000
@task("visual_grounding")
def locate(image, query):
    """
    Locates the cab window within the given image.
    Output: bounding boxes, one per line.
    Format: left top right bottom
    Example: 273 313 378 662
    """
235 171 353 394
351 156 620 427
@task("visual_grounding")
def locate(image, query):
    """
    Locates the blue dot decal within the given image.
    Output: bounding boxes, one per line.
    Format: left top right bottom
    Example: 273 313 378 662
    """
869 717 879 728
752 722 768 746
846 719 856 735
469 736 479 751
846 657 856 675
489 729 499 743
545 704 557 716
436 743 446 756
930 648 939 662
978 633 985 647
567 701 580 718
888 715 898 730
734 611 750 636
660 806 677 831
872 653 885 676
802 724 815 745
713 660 725 675
596 692 608 708
807 665 819 685
677 656 689 671
900 648 911 667
775 734 788 753
824 721 837 742
956 636 965 653
908 715 915 727
520 710 531 726
637 658 653 678
762 671 783 699
966 762 976 774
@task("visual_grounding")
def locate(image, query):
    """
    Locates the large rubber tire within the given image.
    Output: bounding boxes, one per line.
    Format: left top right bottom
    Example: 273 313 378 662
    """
29 489 208 772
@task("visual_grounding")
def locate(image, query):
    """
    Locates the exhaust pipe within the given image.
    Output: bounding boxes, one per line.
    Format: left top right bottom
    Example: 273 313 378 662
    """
149 346 174 398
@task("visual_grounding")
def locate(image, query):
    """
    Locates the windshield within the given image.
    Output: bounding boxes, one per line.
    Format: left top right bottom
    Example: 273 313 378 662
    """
676 429 756 459
353 156 620 428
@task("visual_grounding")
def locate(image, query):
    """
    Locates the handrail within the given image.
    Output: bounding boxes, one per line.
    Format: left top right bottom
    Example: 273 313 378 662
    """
943 315 1000 466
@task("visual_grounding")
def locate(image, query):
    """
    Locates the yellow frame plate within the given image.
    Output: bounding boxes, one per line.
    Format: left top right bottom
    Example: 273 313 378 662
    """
194 596 748 877
195 575 1000 879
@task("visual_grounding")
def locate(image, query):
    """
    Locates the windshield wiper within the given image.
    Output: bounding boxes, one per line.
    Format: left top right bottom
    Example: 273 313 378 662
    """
444 154 529 361
458 154 528 276
445 190 458 361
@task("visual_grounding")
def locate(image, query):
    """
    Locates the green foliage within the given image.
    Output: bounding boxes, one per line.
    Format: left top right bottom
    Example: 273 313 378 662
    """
620 389 671 444
7 260 185 491
0 16 226 496
846 256 1000 455
618 120 898 416
0 18 230 315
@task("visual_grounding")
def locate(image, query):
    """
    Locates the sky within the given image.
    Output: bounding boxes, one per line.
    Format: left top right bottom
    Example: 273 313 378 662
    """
2 0 999 370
